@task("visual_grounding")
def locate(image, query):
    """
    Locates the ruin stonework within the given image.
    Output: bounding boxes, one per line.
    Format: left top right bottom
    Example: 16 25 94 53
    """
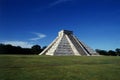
39 30 99 56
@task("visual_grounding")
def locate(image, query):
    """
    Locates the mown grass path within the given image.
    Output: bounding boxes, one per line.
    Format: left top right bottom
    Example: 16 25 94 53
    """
0 55 120 80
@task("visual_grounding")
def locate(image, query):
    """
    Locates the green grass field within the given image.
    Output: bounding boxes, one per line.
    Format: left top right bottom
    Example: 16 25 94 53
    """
0 55 120 80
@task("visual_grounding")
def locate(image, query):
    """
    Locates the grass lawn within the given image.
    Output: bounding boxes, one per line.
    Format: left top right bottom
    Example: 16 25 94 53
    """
0 55 120 80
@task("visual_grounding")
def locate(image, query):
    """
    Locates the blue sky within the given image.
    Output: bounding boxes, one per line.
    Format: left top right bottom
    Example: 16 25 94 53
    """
0 0 120 50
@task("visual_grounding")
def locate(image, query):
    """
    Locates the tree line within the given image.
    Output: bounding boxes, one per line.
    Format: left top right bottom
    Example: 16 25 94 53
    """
0 44 46 55
0 43 120 56
95 49 120 56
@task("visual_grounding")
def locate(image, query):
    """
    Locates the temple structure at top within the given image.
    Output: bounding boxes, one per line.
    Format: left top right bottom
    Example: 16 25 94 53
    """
39 30 99 56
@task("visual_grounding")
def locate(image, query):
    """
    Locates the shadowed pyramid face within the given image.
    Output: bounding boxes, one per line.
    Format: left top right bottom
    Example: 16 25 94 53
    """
39 30 99 56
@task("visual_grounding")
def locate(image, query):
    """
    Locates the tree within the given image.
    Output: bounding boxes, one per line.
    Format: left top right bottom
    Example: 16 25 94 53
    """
31 45 42 54
115 48 120 56
108 50 117 56
95 49 108 55
42 46 47 50
0 44 6 54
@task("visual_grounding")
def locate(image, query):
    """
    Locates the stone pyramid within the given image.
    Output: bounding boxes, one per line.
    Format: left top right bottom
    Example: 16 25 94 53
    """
39 30 99 56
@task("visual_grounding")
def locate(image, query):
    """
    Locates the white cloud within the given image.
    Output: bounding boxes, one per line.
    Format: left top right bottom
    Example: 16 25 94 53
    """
30 32 46 41
1 41 33 48
35 0 73 11
49 0 72 7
